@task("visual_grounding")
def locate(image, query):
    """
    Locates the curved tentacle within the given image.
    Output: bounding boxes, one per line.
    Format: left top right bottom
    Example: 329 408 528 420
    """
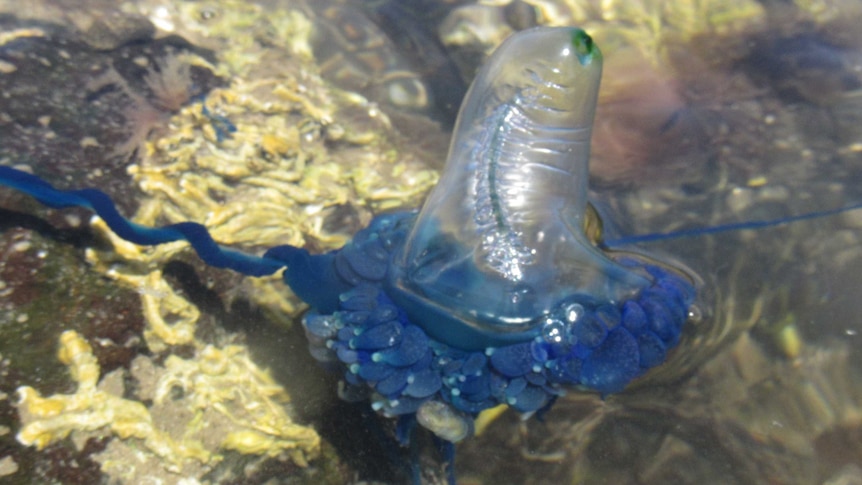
0 165 285 277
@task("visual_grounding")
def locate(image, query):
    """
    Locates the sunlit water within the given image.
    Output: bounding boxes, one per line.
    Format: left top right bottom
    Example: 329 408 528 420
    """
0 1 861 484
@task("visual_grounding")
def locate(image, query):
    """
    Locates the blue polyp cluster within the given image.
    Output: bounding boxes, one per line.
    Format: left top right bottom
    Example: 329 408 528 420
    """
303 284 559 416
301 212 697 419
537 264 695 394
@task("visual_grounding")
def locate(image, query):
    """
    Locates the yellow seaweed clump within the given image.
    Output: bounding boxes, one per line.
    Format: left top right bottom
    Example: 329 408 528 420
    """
152 344 320 465
99 4 441 325
16 331 210 464
16 331 320 480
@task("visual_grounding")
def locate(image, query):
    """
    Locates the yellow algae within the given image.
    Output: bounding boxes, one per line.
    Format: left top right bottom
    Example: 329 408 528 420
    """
163 2 314 77
262 130 298 157
0 27 45 46
759 313 805 361
526 0 767 33
95 25 437 322
520 0 767 68
473 404 509 437
224 429 309 457
28 214 323 475
776 324 803 360
137 271 199 350
747 176 769 187
16 331 212 465
152 345 320 464
16 330 320 479
56 329 100 389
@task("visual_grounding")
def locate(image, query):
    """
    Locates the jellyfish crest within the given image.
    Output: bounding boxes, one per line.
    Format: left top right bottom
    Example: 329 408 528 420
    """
392 27 649 335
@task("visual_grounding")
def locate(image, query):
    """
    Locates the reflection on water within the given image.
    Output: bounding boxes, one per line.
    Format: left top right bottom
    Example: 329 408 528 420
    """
0 0 860 483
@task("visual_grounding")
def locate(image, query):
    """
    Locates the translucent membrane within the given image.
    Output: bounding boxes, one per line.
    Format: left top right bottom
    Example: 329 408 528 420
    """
393 27 651 336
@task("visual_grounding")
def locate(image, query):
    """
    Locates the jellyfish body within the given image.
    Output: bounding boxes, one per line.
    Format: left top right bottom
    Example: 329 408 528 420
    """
0 28 696 443
261 28 698 425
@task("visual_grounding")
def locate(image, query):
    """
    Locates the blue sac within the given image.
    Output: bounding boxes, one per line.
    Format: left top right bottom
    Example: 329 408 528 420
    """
0 27 697 444
268 27 697 435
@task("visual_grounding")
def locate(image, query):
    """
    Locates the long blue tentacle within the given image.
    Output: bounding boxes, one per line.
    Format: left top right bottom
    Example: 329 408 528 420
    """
603 200 862 247
0 166 285 277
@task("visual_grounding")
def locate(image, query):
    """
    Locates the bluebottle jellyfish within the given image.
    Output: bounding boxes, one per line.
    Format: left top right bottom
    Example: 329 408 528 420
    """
2 25 861 480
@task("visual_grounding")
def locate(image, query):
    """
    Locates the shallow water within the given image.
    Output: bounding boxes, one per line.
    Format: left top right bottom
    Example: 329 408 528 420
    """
0 1 861 484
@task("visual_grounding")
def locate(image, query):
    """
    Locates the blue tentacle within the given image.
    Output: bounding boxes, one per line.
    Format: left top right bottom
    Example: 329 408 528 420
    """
263 246 349 313
0 165 284 277
604 201 862 247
